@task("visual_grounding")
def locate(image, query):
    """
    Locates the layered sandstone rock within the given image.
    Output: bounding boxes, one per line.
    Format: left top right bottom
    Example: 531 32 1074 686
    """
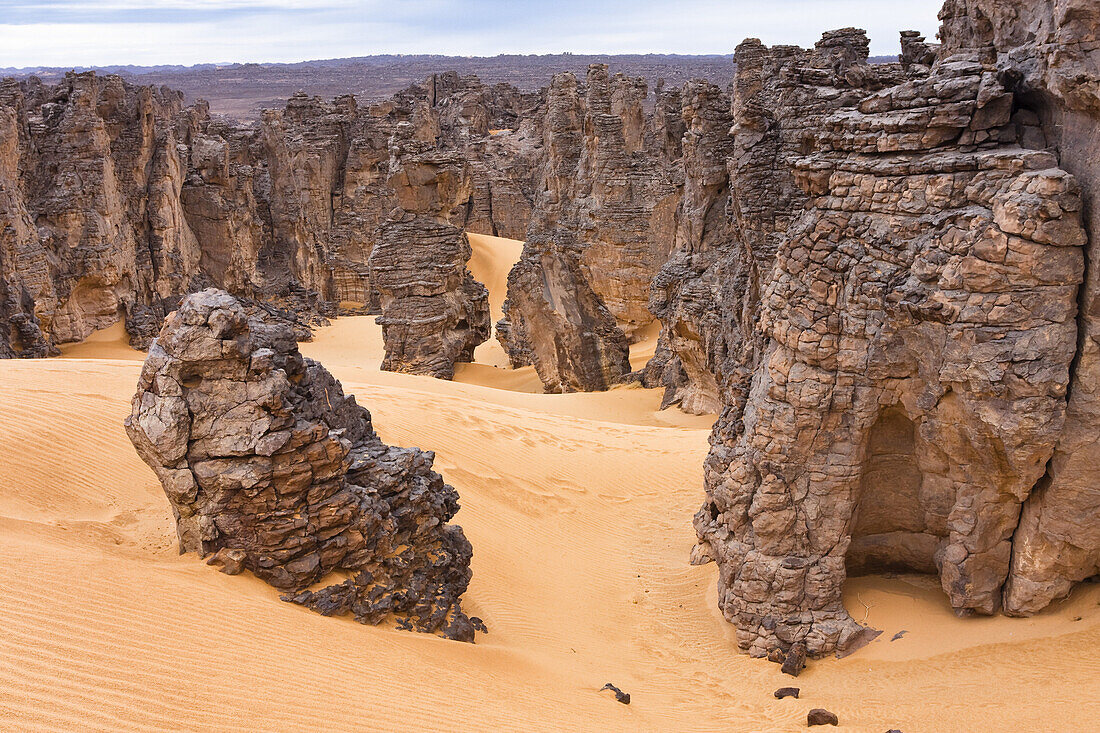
367 120 491 378
930 0 1100 617
498 64 681 391
644 80 735 414
0 72 199 356
1 71 535 377
125 289 479 640
689 15 1096 659
647 32 910 415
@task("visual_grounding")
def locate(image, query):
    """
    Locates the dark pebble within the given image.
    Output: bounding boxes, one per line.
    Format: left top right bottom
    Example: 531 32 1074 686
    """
781 641 807 677
600 683 630 705
807 708 839 726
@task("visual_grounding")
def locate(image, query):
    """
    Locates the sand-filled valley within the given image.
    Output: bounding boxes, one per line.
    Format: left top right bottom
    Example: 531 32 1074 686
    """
1 234 1098 732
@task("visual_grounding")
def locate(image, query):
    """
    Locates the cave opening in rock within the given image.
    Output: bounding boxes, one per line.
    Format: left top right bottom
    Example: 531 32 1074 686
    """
847 407 941 576
1009 91 1051 150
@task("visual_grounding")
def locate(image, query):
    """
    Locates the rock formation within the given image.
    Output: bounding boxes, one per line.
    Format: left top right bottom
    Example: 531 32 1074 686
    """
685 5 1099 659
497 64 681 391
644 80 736 414
931 0 1100 618
0 73 198 356
124 289 479 640
368 121 490 378
5 0 1100 664
0 70 540 377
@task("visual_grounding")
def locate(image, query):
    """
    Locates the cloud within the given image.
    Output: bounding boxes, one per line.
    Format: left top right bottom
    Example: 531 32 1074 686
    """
0 0 944 68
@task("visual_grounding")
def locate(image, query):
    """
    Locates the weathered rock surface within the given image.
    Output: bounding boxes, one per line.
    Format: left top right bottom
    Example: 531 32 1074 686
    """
932 0 1100 618
647 31 909 416
124 289 478 640
498 64 681 391
369 125 490 378
644 79 735 414
686 7 1098 660
0 73 199 356
0 71 537 377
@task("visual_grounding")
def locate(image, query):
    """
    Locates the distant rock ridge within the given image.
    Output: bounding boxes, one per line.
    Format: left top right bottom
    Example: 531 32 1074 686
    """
125 289 480 640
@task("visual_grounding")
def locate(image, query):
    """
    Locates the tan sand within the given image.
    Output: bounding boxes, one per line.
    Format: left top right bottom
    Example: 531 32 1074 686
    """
466 232 527 371
1 235 1098 731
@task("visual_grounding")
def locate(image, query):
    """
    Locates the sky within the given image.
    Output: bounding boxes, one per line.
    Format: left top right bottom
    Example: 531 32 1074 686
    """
0 0 945 69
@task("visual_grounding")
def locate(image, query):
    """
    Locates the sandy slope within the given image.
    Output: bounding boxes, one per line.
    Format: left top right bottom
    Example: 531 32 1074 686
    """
1 235 1098 731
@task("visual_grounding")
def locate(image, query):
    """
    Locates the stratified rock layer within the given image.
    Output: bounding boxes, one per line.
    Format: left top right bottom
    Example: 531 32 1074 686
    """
644 80 735 415
933 0 1100 617
0 73 198 356
124 289 478 640
0 71 537 377
498 65 681 392
688 9 1097 659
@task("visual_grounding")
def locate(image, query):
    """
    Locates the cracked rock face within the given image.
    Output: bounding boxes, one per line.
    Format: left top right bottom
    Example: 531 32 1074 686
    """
643 80 736 415
124 289 478 641
646 31 911 416
498 64 681 392
1 71 535 378
368 124 491 379
932 0 1100 618
0 72 198 357
689 12 1096 659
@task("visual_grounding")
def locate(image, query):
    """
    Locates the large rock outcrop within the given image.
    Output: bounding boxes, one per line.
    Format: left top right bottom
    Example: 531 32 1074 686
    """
931 0 1100 617
498 64 681 392
0 71 540 377
687 10 1097 659
125 289 479 640
0 73 199 356
368 122 490 378
646 31 910 416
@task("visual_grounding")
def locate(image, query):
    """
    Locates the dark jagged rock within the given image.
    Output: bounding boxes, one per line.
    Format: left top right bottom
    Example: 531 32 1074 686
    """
774 687 800 699
808 709 839 726
600 683 631 704
124 289 478 640
899 31 939 70
781 642 808 677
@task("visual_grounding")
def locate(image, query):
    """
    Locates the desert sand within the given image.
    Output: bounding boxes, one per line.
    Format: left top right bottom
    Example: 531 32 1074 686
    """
1 234 1098 731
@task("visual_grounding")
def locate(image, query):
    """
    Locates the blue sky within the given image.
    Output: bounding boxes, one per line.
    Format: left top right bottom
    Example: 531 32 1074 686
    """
0 0 945 68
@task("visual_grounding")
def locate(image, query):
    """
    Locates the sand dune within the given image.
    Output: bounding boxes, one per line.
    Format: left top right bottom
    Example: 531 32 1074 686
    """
1 235 1098 731
466 232 529 371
